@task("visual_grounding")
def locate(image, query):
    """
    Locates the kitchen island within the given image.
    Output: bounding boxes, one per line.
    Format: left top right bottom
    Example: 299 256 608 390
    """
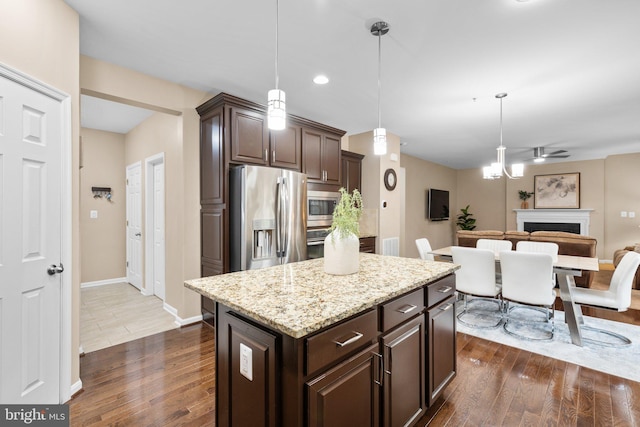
185 253 459 427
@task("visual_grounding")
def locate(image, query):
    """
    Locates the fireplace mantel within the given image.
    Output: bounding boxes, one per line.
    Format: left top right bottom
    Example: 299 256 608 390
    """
514 209 594 236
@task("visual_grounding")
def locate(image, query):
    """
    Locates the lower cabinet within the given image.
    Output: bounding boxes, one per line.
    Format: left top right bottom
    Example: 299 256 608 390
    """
307 343 380 427
427 295 457 405
381 315 426 427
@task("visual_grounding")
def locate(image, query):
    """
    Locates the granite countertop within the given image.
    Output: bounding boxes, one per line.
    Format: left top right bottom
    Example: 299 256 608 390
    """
185 253 458 339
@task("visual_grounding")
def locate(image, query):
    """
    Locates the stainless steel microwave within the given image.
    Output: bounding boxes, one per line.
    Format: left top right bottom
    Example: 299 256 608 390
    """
307 190 340 227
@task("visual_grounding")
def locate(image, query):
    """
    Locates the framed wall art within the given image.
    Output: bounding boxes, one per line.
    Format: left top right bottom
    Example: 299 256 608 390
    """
534 173 580 209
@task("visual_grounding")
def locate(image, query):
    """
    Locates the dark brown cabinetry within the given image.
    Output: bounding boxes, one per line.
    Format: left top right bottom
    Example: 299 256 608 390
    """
197 93 345 279
214 274 456 427
359 237 376 253
302 127 342 187
341 150 364 194
425 275 457 405
381 316 427 427
307 343 380 427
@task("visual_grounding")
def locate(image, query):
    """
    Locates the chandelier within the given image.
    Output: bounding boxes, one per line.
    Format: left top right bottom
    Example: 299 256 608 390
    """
482 93 524 180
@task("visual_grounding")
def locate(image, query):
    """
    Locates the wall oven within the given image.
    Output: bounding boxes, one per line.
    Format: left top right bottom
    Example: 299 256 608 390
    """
306 228 331 259
307 190 340 228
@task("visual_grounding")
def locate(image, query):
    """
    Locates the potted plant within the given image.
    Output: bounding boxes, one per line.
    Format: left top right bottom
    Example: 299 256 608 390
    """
324 188 363 275
518 190 533 209
456 205 476 230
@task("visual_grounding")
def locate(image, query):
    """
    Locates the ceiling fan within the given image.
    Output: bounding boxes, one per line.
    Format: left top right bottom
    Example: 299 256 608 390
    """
533 147 570 162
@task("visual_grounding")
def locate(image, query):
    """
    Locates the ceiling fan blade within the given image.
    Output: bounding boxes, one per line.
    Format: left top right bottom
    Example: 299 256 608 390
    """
547 154 570 158
543 149 568 157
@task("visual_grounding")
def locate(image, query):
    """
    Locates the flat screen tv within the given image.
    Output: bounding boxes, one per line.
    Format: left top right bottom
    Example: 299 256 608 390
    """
428 188 450 221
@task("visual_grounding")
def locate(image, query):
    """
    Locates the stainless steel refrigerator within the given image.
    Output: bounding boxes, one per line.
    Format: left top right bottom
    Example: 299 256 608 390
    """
229 165 307 271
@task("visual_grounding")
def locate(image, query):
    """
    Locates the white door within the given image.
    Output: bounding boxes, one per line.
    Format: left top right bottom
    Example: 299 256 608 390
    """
152 162 165 300
0 72 62 403
126 162 142 289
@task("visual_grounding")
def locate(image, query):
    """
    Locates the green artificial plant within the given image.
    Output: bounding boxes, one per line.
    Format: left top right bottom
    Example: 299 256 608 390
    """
456 205 476 230
329 188 363 239
518 190 534 201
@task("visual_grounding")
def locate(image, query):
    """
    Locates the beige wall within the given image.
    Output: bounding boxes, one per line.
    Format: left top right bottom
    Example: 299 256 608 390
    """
604 153 640 257
80 129 126 283
398 152 640 260
348 131 404 255
401 154 458 257
125 112 181 305
80 56 208 321
0 0 81 394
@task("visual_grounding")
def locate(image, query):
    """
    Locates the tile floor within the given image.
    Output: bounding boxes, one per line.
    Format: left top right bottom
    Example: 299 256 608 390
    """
80 282 178 353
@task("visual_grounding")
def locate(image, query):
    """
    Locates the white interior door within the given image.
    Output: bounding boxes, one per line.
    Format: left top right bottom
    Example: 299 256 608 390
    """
126 162 142 289
0 72 62 403
152 162 165 300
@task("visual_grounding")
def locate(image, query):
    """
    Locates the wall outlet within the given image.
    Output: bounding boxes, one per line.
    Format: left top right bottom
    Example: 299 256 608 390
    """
240 343 253 381
621 211 628 218
629 211 636 218
90 210 98 219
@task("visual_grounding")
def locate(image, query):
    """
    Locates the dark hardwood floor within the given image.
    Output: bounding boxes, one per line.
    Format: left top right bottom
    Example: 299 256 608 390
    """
69 314 640 426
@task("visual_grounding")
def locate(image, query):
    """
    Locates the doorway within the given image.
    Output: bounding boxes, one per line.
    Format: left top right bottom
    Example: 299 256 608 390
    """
145 153 165 300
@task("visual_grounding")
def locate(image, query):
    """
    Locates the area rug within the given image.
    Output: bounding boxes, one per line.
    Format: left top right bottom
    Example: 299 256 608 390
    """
456 302 640 382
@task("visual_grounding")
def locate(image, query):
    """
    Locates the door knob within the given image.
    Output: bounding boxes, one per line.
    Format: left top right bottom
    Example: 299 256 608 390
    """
135 232 142 237
47 264 64 276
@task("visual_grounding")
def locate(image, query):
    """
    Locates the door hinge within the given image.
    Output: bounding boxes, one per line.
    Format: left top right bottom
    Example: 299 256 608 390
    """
126 261 129 267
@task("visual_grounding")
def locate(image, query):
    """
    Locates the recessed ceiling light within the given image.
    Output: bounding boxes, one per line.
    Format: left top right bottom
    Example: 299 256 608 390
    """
313 75 329 85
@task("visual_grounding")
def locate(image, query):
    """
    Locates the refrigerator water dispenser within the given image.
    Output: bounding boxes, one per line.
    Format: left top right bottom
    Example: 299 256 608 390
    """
253 219 275 259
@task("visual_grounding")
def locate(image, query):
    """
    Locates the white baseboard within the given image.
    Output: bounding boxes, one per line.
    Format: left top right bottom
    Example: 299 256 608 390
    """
70 379 83 398
81 277 127 288
163 302 204 327
140 287 153 296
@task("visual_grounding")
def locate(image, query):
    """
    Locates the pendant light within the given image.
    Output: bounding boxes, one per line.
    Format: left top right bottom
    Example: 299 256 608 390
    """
371 21 389 156
268 0 286 130
482 93 524 179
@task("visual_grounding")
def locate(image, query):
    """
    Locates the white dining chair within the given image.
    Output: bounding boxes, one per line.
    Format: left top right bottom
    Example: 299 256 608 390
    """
516 240 559 286
451 246 502 328
500 250 556 340
516 241 559 262
415 238 434 261
570 251 640 346
476 239 512 255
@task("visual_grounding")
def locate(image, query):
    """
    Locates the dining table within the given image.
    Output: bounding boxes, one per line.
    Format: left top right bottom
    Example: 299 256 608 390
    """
430 246 600 346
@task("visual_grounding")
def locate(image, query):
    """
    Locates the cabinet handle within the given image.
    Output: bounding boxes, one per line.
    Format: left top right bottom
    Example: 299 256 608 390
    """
333 331 363 347
272 150 275 161
265 149 268 161
440 303 454 311
396 304 417 314
438 286 452 293
373 352 384 386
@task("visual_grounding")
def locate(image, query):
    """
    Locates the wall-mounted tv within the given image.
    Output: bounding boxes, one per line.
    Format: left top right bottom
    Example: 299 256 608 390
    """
427 188 450 221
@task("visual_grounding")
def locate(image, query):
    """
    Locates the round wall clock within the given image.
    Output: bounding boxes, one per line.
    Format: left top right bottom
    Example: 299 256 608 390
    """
384 168 397 191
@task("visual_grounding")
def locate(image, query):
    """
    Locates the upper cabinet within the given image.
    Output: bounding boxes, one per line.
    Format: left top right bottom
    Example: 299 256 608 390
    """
302 128 342 187
229 106 301 170
341 150 365 194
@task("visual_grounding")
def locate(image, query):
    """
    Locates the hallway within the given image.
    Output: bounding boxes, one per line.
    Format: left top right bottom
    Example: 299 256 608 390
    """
80 282 177 353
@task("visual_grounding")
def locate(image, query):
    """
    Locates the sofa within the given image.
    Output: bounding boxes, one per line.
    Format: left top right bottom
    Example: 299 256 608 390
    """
456 230 598 287
613 244 640 290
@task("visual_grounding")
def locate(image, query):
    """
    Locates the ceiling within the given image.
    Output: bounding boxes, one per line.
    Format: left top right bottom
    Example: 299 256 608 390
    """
66 0 640 169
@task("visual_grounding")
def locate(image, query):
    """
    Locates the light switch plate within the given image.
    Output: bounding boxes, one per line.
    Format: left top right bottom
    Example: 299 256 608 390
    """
90 210 98 219
621 211 628 218
240 343 253 381
629 211 636 218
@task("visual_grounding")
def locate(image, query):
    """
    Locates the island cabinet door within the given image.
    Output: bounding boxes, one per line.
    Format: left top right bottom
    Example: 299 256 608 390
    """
381 315 426 427
217 310 278 427
306 343 380 427
426 295 457 406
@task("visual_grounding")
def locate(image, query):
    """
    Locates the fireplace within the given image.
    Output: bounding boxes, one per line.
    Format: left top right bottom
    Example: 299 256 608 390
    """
515 209 593 236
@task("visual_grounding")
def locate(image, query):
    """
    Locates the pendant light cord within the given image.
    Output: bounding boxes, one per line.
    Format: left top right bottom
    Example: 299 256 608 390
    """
499 95 504 148
275 0 279 90
377 30 382 128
